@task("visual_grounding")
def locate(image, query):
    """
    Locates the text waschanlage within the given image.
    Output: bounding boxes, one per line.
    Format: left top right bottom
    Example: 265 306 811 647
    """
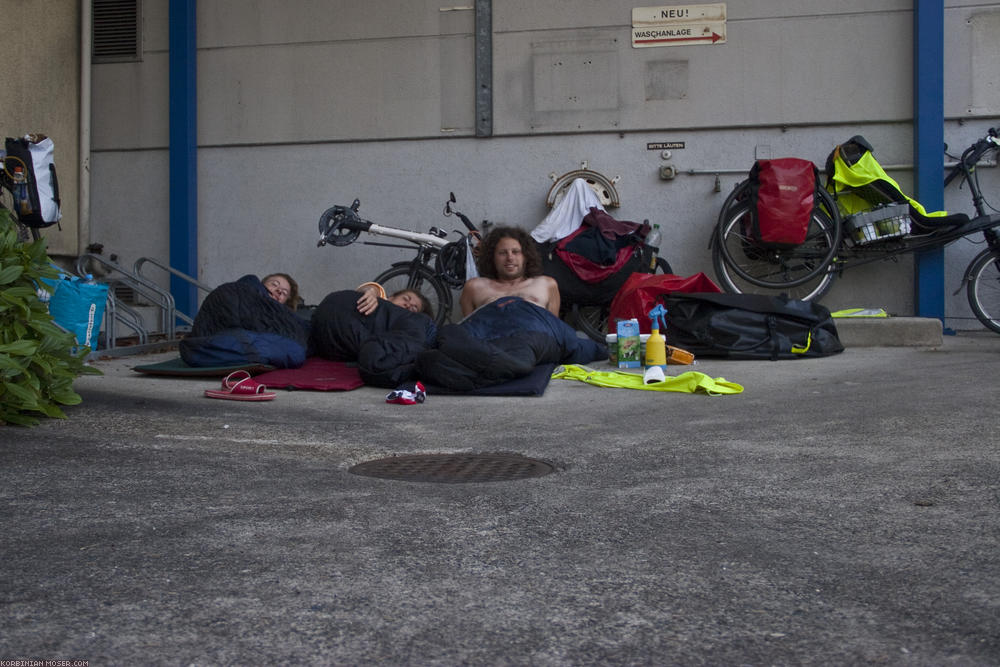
634 27 695 38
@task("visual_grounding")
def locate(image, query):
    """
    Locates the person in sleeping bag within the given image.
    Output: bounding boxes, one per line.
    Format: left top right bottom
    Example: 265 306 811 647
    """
354 282 432 317
414 295 607 391
459 226 561 317
309 287 438 388
179 274 310 369
413 228 605 391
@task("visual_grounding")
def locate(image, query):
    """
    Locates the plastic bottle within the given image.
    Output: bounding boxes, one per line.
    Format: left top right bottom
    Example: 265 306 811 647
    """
646 223 661 270
12 165 32 215
645 303 667 370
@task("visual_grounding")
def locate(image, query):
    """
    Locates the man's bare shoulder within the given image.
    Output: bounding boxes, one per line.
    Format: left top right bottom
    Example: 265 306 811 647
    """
464 276 490 288
462 277 494 297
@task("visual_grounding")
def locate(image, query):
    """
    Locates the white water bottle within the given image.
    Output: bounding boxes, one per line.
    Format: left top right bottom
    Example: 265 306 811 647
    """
646 223 662 270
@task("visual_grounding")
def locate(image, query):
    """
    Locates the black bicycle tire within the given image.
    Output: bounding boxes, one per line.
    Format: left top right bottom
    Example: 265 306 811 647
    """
373 263 453 326
712 219 838 302
965 248 1000 334
713 198 840 294
715 179 751 228
572 257 671 343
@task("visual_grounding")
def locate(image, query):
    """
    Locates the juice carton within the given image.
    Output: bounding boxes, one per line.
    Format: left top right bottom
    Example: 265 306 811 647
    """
616 318 641 368
605 333 650 364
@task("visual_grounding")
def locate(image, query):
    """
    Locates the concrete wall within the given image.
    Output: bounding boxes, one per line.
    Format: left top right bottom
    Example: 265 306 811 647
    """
87 1 1000 329
0 0 81 257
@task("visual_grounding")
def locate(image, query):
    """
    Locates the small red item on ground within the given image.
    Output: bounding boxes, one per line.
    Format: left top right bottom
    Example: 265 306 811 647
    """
386 381 427 405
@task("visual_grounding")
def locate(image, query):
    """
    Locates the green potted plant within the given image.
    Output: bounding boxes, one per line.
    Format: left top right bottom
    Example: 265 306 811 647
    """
0 209 100 426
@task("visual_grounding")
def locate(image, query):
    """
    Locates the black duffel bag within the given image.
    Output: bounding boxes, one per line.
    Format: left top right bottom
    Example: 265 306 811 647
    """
662 292 843 360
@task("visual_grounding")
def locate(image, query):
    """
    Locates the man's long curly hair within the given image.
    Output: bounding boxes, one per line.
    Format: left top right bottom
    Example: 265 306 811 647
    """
476 226 543 280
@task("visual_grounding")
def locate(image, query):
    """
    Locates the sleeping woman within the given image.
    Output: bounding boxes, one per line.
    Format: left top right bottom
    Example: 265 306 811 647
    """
179 273 311 369
309 284 437 388
354 281 432 317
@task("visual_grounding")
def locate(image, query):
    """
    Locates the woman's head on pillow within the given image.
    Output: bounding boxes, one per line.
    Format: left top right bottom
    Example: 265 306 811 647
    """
263 273 300 310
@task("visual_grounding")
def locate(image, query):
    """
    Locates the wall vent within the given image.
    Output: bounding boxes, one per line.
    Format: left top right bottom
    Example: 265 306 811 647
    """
93 0 142 63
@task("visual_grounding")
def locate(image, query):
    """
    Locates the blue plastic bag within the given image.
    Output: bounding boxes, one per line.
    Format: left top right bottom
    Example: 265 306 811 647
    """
48 276 109 349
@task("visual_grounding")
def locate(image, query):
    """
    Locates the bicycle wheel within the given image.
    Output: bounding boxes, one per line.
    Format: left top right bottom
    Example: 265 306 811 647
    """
374 262 453 326
572 257 671 343
712 199 839 301
966 248 1000 334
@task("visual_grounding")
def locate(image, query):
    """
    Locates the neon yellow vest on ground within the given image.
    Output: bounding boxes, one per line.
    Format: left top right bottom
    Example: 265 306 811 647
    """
551 365 744 395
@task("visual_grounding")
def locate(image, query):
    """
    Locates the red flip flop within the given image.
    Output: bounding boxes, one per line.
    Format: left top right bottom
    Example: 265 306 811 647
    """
204 370 276 401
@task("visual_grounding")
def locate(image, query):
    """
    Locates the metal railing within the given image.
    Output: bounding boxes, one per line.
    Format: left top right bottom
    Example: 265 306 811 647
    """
133 256 214 328
71 254 213 356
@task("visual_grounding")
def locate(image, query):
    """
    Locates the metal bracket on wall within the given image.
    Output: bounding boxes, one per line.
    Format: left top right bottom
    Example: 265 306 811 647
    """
475 0 492 137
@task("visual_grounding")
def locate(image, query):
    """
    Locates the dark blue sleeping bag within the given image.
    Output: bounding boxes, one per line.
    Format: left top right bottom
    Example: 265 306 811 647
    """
179 275 309 368
415 296 607 391
309 290 437 388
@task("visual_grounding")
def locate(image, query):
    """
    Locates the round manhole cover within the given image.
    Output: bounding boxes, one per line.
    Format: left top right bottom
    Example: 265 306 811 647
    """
349 453 555 483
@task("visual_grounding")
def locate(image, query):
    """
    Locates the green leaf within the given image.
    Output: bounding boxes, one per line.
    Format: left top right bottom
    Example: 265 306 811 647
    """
0 340 38 356
29 356 53 375
1 411 40 427
28 318 64 338
0 354 23 371
0 264 24 285
2 286 38 299
3 380 39 408
34 336 61 356
21 370 40 392
50 388 83 406
36 402 67 419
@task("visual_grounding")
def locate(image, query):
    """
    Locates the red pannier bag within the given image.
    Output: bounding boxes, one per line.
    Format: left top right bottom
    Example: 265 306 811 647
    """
749 157 818 246
607 272 722 335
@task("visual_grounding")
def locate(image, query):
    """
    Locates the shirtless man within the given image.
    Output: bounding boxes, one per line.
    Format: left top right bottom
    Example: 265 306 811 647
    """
459 225 561 317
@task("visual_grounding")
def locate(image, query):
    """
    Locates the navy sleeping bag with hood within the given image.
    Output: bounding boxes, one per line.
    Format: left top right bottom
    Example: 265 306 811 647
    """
415 296 607 391
180 275 310 368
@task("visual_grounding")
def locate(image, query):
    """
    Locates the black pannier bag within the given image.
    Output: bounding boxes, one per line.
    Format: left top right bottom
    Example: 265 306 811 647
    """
662 292 844 360
3 135 62 228
748 157 818 247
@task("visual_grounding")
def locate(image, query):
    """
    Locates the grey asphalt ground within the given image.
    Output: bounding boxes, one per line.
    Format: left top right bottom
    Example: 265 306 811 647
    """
2 332 1000 666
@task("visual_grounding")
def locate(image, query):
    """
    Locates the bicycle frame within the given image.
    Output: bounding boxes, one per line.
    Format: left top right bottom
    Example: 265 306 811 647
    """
317 197 474 250
316 195 481 325
827 132 1000 273
350 223 450 250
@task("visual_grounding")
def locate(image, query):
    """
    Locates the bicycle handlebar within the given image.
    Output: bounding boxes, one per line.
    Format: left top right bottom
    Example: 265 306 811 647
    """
444 192 479 232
